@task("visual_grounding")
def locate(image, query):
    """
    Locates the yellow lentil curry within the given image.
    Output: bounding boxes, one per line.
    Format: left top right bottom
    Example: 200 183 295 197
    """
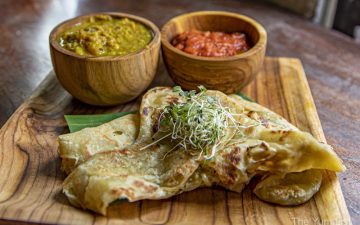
59 15 152 56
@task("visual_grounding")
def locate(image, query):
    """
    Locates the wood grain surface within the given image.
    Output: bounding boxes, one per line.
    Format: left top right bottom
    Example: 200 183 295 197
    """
0 1 359 223
0 57 352 225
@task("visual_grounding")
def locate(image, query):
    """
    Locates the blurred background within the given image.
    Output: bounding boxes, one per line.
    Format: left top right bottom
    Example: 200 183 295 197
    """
265 0 360 43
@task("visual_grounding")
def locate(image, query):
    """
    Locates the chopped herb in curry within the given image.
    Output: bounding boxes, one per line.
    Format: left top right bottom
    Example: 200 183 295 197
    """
59 15 152 56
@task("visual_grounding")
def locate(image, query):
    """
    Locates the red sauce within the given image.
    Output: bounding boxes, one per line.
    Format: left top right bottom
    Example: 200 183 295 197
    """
171 30 250 57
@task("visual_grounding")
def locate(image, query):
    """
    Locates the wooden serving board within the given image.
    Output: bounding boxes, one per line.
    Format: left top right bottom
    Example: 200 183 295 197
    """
0 57 351 225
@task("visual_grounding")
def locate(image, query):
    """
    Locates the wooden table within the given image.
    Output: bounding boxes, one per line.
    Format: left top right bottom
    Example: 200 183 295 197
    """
0 0 359 224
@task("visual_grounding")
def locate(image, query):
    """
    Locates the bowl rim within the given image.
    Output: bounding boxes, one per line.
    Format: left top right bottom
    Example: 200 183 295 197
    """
49 12 160 61
160 11 267 62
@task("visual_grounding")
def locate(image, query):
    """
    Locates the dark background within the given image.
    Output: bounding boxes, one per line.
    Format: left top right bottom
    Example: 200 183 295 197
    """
334 0 360 37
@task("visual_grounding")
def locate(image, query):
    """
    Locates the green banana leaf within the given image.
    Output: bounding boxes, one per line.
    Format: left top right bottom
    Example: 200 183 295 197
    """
65 93 254 132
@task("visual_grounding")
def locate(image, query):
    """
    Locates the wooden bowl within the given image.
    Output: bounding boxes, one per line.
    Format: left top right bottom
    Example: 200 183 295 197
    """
161 11 267 93
50 12 161 106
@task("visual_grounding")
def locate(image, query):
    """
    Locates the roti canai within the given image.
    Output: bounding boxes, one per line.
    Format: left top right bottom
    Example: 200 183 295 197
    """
59 87 345 215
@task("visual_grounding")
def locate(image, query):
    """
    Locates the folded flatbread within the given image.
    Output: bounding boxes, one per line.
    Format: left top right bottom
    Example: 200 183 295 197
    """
60 87 345 215
59 114 139 174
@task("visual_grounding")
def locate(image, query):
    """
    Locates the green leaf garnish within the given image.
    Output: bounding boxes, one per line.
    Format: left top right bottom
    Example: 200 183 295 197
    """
65 111 136 133
63 89 254 136
237 92 255 102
